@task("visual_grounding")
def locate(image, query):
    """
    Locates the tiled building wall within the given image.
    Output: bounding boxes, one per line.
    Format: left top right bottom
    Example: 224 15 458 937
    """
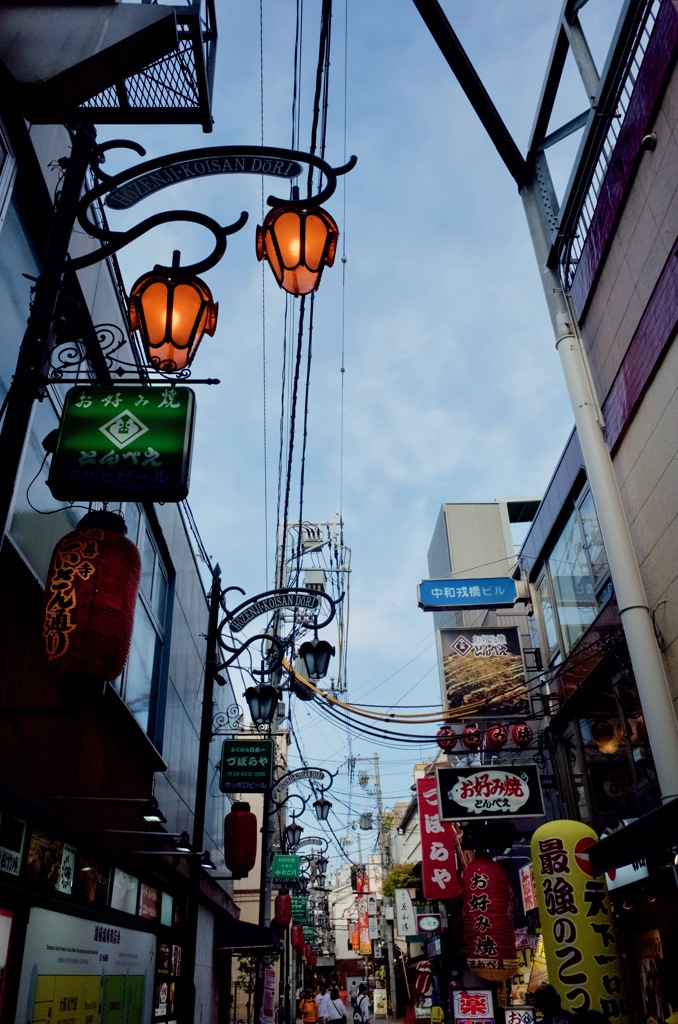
578 60 678 704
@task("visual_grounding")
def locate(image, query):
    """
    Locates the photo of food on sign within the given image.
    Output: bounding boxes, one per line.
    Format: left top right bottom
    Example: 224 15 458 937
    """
440 628 530 717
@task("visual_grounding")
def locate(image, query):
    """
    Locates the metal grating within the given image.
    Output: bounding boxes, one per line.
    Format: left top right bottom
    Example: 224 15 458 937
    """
557 0 660 289
76 3 216 132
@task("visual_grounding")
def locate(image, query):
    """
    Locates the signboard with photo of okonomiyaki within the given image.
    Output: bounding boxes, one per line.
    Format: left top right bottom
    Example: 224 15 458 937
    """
440 626 530 718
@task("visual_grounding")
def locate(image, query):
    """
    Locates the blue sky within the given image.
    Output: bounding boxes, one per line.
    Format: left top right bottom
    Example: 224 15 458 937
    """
99 0 619 869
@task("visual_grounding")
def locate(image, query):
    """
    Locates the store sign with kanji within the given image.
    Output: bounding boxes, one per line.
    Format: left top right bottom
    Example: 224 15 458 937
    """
453 990 494 1024
291 897 308 923
416 778 460 900
271 855 301 881
219 739 273 792
48 385 195 501
436 765 544 821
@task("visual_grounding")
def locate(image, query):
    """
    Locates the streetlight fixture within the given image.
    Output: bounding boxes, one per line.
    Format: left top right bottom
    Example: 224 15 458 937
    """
284 818 304 850
256 192 339 297
313 795 332 821
244 684 280 725
129 251 218 372
298 636 335 681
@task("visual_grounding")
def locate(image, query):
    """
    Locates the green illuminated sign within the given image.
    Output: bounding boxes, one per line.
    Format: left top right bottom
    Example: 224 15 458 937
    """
219 739 274 793
48 385 195 502
291 897 308 923
271 855 301 881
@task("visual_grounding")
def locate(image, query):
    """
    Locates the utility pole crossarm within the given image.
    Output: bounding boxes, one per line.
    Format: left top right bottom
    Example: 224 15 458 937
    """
411 0 527 188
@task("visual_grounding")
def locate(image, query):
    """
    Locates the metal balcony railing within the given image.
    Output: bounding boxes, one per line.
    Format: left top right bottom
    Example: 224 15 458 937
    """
77 1 217 133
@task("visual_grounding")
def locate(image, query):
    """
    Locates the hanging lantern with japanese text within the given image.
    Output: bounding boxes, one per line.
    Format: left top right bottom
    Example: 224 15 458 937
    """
436 725 459 752
462 725 483 751
42 511 141 689
462 854 517 982
275 892 292 928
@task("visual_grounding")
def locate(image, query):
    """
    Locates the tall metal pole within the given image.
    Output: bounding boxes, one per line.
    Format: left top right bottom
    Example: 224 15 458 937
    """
0 124 94 541
183 565 222 1023
372 756 397 1021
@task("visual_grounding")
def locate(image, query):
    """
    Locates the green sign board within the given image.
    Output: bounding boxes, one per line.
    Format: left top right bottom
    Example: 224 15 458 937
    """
47 385 195 502
219 739 274 793
271 854 301 881
291 897 308 923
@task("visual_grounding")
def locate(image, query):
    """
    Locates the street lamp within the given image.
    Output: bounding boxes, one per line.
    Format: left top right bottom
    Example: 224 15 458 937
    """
244 684 280 724
129 251 218 372
256 192 339 297
284 818 304 850
298 636 335 681
313 795 332 821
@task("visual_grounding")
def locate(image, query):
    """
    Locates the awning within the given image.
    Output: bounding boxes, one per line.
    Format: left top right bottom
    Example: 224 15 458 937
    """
589 797 678 873
216 916 278 952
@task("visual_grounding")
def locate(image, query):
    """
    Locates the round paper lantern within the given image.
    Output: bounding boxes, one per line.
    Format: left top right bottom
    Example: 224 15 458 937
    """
275 892 292 927
308 949 317 968
511 723 533 748
485 725 508 750
224 801 257 878
531 821 627 1019
291 923 305 950
42 511 141 688
436 725 459 752
462 854 517 982
462 725 482 751
303 942 312 961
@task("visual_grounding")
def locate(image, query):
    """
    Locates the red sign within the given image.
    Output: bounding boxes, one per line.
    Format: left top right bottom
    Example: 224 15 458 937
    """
416 778 460 900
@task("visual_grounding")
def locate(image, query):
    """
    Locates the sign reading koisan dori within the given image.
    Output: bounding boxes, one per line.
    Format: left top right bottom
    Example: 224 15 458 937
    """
48 386 195 502
436 765 544 822
416 778 460 900
219 739 273 793
439 627 530 718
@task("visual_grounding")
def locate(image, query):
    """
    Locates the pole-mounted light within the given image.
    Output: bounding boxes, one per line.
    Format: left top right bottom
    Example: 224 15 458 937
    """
256 189 339 297
313 795 332 821
129 250 218 372
244 684 279 724
298 635 335 681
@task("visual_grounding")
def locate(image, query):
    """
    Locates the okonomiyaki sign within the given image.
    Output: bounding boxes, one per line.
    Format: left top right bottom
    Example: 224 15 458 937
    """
437 765 544 821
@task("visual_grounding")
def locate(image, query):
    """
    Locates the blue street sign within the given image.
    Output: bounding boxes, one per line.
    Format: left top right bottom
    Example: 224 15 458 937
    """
418 577 517 610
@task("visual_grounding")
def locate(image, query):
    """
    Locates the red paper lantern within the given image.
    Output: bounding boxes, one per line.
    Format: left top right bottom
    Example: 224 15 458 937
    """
462 725 482 751
462 854 516 981
291 923 305 950
436 725 459 752
42 511 141 687
308 949 317 967
304 942 312 961
485 725 508 750
275 892 292 927
511 723 533 748
224 801 257 878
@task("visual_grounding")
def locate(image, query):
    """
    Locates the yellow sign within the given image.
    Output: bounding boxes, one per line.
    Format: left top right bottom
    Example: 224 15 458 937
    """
531 821 629 1023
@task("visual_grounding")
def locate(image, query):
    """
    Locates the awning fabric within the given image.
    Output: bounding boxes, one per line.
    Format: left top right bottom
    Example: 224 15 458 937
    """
589 797 678 873
216 916 278 952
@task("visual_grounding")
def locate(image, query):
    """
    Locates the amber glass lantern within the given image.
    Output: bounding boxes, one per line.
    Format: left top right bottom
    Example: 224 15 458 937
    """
129 254 218 372
256 203 339 296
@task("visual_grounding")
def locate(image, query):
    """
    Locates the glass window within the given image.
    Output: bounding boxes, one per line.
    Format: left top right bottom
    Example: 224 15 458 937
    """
536 576 559 653
578 490 610 593
547 505 597 654
112 506 170 735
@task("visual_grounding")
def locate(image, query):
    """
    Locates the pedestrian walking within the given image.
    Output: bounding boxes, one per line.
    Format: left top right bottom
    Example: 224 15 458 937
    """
316 983 333 1024
300 989 319 1024
353 984 371 1024
329 989 347 1023
533 985 575 1024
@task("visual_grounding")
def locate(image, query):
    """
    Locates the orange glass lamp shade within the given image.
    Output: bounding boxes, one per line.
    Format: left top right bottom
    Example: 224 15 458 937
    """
129 266 218 372
256 204 339 296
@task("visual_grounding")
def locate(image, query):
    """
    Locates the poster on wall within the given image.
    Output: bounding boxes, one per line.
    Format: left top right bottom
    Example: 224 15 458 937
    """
15 906 156 1024
439 627 530 717
636 931 670 1024
154 941 182 1021
0 811 26 876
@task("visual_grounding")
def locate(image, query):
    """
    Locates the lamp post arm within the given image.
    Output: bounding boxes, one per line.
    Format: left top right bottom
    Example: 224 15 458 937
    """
69 209 248 276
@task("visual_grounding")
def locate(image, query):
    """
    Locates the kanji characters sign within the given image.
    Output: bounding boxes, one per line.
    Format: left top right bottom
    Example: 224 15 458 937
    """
436 765 544 821
453 989 494 1024
219 739 273 792
416 778 460 900
48 385 195 501
531 821 629 1023
440 627 530 717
